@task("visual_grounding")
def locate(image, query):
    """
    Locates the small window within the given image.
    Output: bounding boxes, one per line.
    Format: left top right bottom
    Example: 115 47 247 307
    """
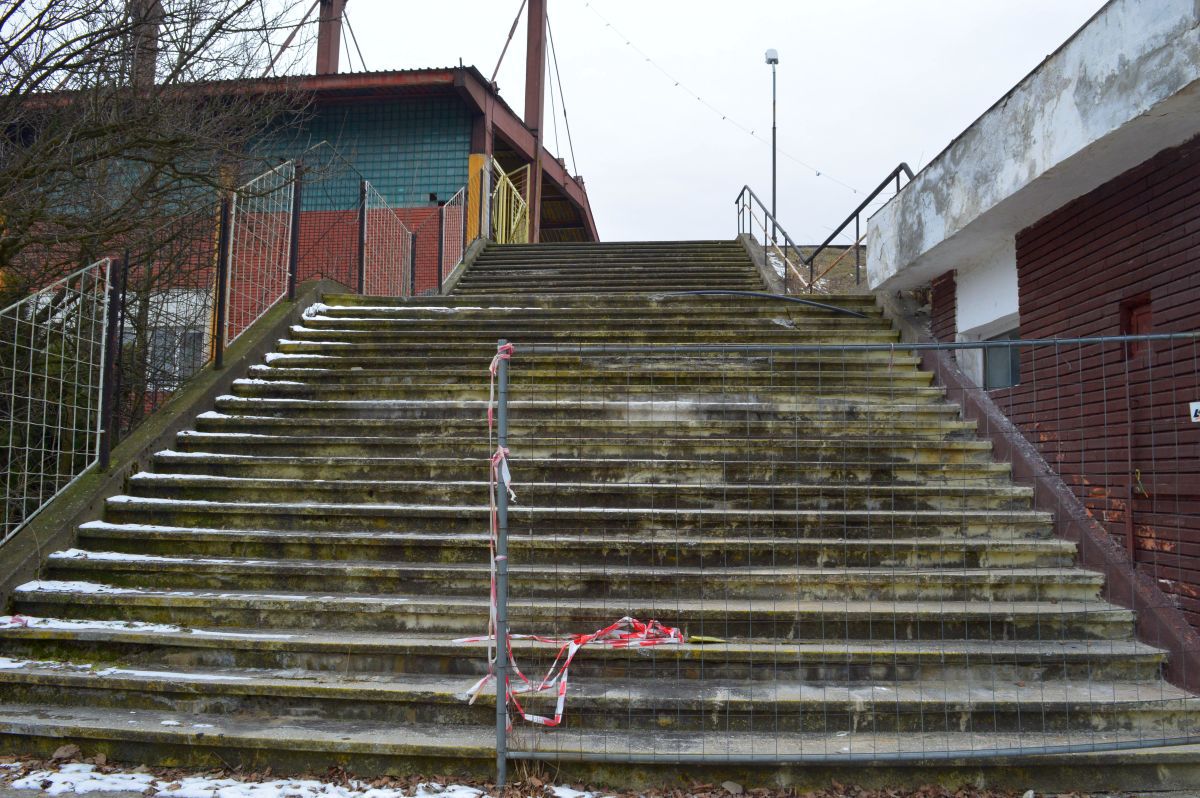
984 329 1020 390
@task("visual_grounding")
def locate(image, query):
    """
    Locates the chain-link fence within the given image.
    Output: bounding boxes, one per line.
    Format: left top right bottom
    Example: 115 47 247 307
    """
479 330 1200 779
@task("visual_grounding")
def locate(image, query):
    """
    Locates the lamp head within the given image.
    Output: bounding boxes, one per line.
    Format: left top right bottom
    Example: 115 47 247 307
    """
765 48 779 65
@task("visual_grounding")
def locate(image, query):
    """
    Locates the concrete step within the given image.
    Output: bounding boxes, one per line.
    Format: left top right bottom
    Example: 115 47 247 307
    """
46 550 1093 601
233 377 947 405
322 291 879 309
10 584 1132 638
294 315 893 333
307 300 883 319
100 495 1053 538
77 521 1070 568
173 431 998 462
272 332 906 354
1 623 1161 682
150 452 1011 485
5 703 1200 786
124 474 1034 512
0 663 1187 735
206 396 964 423
255 351 926 371
192 414 978 442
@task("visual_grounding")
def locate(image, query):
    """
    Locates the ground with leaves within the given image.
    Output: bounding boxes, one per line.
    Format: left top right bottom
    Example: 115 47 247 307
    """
0 751 1167 798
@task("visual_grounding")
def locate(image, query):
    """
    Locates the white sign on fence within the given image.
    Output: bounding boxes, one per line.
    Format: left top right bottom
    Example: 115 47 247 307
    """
1191 401 1200 422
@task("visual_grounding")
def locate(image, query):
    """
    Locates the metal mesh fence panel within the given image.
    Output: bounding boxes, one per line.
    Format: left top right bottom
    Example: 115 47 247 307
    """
480 324 1200 771
298 142 365 290
225 161 295 345
441 186 467 285
0 260 110 543
363 180 414 298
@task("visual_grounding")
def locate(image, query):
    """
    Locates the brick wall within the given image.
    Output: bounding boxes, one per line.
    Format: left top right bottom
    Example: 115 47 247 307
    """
1001 134 1200 626
930 271 957 341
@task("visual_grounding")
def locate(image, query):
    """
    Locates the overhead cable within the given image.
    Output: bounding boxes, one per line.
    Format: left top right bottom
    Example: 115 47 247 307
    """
582 2 860 194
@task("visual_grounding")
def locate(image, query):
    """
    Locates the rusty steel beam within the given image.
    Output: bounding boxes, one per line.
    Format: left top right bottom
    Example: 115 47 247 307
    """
453 68 596 240
315 0 347 75
524 0 547 242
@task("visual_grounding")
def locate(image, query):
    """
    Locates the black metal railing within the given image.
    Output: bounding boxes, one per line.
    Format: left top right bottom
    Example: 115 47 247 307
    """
735 184 809 291
737 163 914 293
802 162 913 287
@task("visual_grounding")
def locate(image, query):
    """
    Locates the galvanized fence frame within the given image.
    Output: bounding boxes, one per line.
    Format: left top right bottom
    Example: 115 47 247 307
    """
361 179 415 297
1 259 111 543
224 161 296 346
484 331 1200 782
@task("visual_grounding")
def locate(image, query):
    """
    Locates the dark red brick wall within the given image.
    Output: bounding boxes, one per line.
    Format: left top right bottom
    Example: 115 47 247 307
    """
1002 134 1200 625
930 271 957 341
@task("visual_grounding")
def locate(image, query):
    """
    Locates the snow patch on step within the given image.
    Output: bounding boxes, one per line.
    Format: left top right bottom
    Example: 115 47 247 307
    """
1 614 186 634
263 352 335 362
16 580 143 595
93 667 253 682
0 614 297 640
49 548 268 566
8 763 514 798
232 378 306 386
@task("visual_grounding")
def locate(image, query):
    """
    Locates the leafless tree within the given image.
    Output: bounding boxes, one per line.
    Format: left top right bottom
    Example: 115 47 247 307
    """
0 0 316 299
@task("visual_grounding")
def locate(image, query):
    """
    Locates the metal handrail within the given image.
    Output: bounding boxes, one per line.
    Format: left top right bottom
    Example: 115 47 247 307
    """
801 162 913 285
735 185 810 292
491 159 530 245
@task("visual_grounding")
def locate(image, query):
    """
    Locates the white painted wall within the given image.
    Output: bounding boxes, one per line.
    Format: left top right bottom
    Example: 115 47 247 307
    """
955 239 1019 338
865 0 1200 292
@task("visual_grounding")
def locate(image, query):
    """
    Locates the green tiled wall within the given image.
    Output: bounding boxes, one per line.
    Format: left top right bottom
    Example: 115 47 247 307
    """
256 97 472 211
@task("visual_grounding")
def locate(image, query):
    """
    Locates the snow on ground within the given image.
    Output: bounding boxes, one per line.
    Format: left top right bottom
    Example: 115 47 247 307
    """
4 763 555 798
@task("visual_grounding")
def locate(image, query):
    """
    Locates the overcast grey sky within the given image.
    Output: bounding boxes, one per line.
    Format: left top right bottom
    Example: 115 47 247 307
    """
339 1 1107 243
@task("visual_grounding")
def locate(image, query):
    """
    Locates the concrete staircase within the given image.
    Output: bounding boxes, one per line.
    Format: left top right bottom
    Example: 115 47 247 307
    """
0 240 1194 783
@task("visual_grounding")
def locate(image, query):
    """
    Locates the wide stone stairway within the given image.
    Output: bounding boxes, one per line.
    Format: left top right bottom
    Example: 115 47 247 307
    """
0 240 1194 781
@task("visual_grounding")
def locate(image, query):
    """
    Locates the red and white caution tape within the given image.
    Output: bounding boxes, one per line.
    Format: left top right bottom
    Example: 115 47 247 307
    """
458 341 684 728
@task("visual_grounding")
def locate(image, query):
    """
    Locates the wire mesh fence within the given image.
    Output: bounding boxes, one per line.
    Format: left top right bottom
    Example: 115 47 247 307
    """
441 185 468 285
0 259 111 544
297 142 368 290
111 206 220 441
225 161 295 345
362 180 414 298
482 330 1200 772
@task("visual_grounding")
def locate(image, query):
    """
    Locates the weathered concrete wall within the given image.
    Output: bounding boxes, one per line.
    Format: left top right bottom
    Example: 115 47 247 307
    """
866 0 1200 291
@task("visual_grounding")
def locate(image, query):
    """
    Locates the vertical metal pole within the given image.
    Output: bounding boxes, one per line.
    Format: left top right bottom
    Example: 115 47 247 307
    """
409 233 418 297
437 204 446 295
461 197 468 257
494 337 510 787
357 179 367 294
855 216 861 286
287 162 304 301
771 62 777 239
214 195 232 369
98 256 126 470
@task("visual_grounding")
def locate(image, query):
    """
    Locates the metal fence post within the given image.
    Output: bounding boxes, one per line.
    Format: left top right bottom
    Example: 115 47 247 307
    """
494 337 510 787
98 255 126 470
214 195 232 369
288 162 304 301
357 179 367 294
855 215 861 286
437 205 446 295
410 233 418 297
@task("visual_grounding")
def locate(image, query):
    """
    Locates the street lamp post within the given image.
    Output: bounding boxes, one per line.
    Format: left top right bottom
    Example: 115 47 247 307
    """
765 48 779 234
